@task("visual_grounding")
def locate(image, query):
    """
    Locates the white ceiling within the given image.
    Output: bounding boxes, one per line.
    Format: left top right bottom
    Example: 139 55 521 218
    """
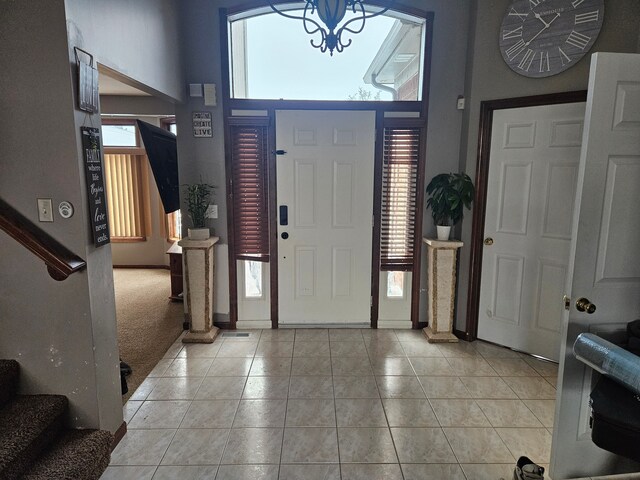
99 74 151 96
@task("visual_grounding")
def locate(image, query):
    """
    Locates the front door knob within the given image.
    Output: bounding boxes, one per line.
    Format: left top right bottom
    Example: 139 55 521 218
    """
484 237 494 246
576 297 596 314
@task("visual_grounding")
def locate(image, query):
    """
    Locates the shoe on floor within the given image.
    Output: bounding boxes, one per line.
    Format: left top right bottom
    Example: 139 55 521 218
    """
513 456 544 480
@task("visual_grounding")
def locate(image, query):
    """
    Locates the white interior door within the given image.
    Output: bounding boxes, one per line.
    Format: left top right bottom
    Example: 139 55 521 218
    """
478 102 585 361
551 53 640 479
276 110 375 325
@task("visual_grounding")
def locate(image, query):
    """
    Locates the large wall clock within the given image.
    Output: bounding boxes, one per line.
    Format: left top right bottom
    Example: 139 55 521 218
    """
499 0 604 78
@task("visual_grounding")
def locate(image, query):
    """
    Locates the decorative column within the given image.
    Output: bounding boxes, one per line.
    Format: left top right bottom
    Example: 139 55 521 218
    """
422 238 463 343
178 236 219 343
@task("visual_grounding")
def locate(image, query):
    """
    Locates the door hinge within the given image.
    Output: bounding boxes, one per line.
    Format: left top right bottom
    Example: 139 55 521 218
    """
563 295 571 311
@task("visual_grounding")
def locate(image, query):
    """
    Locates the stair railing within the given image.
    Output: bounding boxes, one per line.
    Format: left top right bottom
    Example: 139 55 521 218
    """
0 198 87 281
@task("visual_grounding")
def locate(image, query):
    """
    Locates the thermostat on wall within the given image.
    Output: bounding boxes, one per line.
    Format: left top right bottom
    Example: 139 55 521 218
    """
58 201 74 219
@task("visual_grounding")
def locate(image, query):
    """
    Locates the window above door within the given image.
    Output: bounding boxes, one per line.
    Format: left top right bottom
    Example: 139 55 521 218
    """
227 7 426 101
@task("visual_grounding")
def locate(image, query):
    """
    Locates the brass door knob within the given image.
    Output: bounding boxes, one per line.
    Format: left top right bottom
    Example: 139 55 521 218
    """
484 237 494 245
576 297 596 314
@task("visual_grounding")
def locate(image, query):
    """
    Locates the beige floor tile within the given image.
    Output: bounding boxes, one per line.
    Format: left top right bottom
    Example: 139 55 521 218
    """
255 341 294 357
333 376 380 398
160 428 229 465
400 341 444 357
402 464 466 480
382 398 439 427
365 342 406 357
281 427 339 463
147 359 173 377
523 399 556 427
279 464 340 480
502 377 557 400
232 399 287 427
163 358 214 377
128 401 190 429
110 429 175 465
335 399 387 427
176 342 221 358
443 427 514 464
474 342 521 359
545 376 558 389
288 376 334 398
338 428 398 463
259 329 295 342
458 376 517 399
221 428 283 464
286 398 336 427
206 357 253 376
292 356 332 375
446 357 498 376
437 342 480 358
341 464 403 480
147 377 204 401
461 464 514 480
485 358 539 376
153 465 219 480
419 376 472 399
361 330 398 341
496 427 552 464
329 329 365 341
394 330 425 341
123 401 143 423
249 357 292 376
391 427 456 463
129 378 159 401
216 341 258 357
523 357 559 376
195 376 246 400
377 375 425 398
101 466 156 479
330 341 368 357
221 331 261 342
180 400 239 429
242 376 290 399
430 399 491 427
476 399 543 427
370 357 415 375
295 329 329 342
332 356 373 376
409 357 456 376
293 341 330 357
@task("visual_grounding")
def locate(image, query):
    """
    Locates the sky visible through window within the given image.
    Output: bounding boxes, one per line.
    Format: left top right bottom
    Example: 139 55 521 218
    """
243 11 396 101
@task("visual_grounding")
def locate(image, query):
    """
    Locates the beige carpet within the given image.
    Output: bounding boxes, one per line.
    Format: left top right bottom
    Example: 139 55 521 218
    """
112 268 184 403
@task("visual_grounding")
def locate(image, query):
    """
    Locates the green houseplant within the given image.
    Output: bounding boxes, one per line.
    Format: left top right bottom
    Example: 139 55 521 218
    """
426 172 475 240
184 182 215 240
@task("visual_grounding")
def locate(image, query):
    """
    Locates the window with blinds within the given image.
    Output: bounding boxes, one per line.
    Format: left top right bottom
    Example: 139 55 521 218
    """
103 153 149 240
380 126 421 271
230 121 270 261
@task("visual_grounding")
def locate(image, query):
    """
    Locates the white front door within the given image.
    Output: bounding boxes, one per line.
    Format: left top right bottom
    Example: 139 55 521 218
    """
551 53 640 479
276 110 375 325
478 102 585 361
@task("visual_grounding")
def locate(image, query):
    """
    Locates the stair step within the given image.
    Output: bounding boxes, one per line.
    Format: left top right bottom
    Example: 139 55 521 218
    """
0 394 67 480
22 429 113 480
0 360 19 408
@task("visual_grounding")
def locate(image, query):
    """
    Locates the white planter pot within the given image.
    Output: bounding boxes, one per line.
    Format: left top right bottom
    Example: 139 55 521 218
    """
188 228 210 240
436 225 451 241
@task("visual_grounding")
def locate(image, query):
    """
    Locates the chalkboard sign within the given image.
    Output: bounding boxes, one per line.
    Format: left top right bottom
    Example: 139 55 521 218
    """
81 127 110 247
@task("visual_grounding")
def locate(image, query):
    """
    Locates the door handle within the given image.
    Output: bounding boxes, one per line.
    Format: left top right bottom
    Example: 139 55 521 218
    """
279 205 288 226
576 297 596 314
484 237 494 246
281 232 289 240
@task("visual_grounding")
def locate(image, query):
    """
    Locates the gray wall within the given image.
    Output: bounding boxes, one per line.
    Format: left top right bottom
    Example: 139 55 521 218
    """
455 0 640 331
175 0 472 323
0 0 184 431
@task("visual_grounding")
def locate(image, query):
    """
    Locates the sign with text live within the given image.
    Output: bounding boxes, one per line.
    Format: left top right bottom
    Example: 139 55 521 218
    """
81 127 110 247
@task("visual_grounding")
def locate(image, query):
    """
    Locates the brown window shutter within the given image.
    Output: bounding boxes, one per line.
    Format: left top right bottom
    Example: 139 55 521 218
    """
230 123 270 262
380 126 421 271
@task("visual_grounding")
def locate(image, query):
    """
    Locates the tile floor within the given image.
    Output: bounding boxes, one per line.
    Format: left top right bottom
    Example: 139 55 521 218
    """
102 329 559 480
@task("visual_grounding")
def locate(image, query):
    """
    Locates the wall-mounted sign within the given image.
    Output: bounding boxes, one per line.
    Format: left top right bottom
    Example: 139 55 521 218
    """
75 47 99 113
81 127 110 247
192 112 213 138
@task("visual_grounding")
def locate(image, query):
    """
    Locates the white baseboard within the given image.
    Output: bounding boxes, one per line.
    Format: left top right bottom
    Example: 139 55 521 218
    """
236 320 272 329
377 320 412 329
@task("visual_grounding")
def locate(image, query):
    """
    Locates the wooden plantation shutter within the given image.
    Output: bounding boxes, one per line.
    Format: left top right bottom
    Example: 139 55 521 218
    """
380 125 421 271
230 118 270 262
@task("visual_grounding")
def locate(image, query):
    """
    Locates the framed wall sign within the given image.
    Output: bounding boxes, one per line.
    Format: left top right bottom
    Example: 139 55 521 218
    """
81 127 110 247
192 112 213 138
75 47 99 113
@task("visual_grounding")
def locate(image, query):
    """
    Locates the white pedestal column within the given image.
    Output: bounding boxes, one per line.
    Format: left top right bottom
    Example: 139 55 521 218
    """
422 238 463 343
178 236 220 343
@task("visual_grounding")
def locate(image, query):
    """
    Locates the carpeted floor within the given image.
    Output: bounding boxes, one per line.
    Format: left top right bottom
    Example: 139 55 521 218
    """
112 268 184 403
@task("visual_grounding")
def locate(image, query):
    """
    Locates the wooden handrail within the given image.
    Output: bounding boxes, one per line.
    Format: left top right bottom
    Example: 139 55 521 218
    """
0 198 86 281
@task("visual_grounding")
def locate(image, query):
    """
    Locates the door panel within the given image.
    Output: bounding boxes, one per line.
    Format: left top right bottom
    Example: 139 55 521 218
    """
478 102 585 360
551 53 640 479
276 110 375 325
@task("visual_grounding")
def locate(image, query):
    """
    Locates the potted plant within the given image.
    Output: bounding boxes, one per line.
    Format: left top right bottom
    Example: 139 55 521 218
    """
184 182 215 240
426 172 475 241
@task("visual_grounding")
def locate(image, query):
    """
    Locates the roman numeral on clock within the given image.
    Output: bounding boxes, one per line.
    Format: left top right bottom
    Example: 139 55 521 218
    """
566 30 591 50
572 0 585 7
508 7 528 21
575 11 599 24
539 51 550 72
518 49 535 72
506 39 527 61
529 0 543 7
558 46 572 66
503 26 523 40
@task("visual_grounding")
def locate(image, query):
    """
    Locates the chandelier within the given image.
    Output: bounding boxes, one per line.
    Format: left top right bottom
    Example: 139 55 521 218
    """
269 0 394 56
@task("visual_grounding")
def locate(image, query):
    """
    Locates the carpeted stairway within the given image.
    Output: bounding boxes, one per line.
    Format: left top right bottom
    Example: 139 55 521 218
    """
0 360 113 479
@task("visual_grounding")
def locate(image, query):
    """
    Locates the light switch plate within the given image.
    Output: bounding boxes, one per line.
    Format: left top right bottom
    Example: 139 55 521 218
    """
189 83 203 97
37 198 54 222
204 83 217 106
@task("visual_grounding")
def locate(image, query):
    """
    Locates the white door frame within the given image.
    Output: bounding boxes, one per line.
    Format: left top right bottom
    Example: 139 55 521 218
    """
465 91 588 342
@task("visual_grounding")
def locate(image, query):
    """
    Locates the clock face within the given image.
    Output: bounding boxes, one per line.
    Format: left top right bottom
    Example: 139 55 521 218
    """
499 0 604 78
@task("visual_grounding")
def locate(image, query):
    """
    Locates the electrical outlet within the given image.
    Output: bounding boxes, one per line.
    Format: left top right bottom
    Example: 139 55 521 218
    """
205 204 218 219
37 198 54 222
